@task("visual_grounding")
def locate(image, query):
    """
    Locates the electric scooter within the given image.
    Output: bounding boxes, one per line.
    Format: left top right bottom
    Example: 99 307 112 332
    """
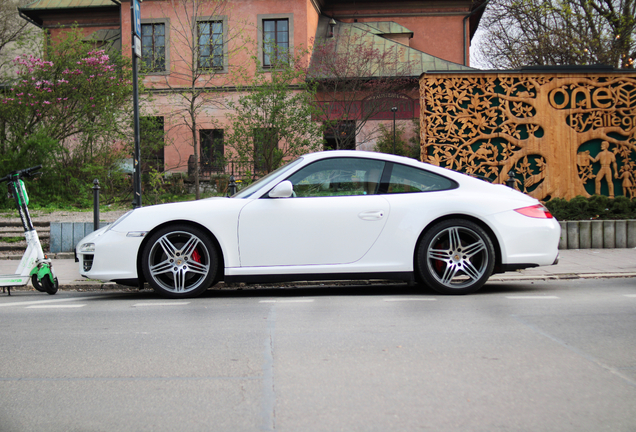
0 165 58 296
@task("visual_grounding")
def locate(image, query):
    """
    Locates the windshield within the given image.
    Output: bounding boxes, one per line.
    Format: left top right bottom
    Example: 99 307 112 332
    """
232 157 304 198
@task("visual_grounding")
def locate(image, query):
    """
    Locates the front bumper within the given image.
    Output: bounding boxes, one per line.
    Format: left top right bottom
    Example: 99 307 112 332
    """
76 229 143 282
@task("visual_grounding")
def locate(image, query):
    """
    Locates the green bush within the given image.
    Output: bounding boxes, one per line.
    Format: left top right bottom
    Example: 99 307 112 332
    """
545 195 636 220
374 123 420 160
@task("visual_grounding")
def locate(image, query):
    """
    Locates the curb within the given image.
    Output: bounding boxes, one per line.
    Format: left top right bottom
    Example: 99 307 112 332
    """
51 271 636 291
0 253 75 260
489 272 636 282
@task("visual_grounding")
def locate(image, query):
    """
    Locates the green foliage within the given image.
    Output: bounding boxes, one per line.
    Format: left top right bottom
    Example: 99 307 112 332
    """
545 195 636 220
374 123 420 160
0 236 23 243
0 28 135 209
225 48 325 174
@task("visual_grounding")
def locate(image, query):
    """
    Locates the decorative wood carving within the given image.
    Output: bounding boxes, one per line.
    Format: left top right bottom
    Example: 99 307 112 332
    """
420 72 636 200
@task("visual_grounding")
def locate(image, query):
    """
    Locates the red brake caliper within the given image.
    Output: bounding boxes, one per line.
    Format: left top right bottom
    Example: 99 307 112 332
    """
433 241 445 273
192 248 202 263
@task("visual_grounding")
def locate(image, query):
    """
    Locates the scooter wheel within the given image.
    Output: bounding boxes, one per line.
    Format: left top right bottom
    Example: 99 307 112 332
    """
41 276 59 295
31 274 47 292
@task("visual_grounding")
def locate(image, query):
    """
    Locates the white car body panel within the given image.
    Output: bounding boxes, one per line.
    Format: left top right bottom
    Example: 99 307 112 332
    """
76 150 560 290
109 198 250 268
237 195 390 266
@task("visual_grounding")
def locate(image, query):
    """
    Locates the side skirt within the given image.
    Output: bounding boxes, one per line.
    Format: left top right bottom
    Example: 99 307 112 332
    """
224 272 415 285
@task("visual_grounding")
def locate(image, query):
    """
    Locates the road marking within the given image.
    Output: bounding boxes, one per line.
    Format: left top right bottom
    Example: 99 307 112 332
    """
384 298 437 302
259 299 314 303
506 296 560 299
0 296 110 308
133 302 190 307
624 294 636 298
26 304 86 309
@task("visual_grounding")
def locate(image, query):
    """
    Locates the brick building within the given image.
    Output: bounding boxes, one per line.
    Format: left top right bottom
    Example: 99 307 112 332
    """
19 0 486 176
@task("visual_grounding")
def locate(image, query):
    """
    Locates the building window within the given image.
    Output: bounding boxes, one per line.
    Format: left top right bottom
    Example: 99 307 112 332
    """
262 19 289 67
141 116 165 172
324 121 356 150
200 129 224 172
198 21 223 69
141 23 166 72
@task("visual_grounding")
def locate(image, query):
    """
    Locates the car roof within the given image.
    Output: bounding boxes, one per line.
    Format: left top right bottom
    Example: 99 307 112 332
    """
302 150 464 180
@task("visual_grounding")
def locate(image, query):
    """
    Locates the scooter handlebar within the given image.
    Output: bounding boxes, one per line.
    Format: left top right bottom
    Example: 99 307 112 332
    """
0 165 43 183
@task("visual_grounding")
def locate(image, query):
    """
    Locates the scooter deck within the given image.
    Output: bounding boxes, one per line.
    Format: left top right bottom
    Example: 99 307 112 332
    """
0 274 30 287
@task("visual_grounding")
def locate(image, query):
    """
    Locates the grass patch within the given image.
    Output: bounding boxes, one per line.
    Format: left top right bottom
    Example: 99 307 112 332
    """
1 236 23 243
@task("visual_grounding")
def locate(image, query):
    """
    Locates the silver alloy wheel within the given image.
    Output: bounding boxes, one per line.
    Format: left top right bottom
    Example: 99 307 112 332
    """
426 226 489 288
147 230 211 294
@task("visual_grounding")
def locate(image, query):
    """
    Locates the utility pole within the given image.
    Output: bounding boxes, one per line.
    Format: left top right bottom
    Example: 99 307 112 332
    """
131 0 142 208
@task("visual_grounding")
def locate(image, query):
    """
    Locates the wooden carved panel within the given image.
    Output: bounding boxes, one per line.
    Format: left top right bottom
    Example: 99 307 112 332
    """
420 73 636 200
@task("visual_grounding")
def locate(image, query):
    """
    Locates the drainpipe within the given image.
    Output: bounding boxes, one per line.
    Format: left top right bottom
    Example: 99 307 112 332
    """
463 0 490 66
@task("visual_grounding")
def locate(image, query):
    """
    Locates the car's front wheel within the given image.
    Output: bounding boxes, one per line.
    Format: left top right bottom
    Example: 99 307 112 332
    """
142 224 218 298
417 219 495 295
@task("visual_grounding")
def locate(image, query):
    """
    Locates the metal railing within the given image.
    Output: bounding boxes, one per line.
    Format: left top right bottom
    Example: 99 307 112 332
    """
187 156 269 181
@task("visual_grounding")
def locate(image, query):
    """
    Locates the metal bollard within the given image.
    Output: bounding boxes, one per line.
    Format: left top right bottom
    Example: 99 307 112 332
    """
506 170 516 189
93 179 100 232
227 175 237 197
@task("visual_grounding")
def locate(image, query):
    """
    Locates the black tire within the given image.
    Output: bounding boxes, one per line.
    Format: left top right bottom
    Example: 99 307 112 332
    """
31 274 46 292
42 276 59 295
141 224 218 298
416 219 495 295
32 274 58 294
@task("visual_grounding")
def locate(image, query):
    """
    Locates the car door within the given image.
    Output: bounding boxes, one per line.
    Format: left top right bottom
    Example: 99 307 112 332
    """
237 157 390 267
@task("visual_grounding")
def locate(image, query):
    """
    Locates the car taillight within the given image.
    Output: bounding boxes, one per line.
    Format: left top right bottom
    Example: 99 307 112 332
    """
515 204 553 219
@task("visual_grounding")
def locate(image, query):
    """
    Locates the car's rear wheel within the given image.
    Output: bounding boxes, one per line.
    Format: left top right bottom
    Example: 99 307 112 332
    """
417 219 495 295
142 224 218 298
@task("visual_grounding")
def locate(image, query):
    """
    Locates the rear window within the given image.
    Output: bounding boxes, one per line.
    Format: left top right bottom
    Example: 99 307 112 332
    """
386 163 457 193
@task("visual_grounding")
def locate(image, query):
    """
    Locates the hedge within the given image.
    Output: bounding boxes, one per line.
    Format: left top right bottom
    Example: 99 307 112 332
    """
544 195 636 221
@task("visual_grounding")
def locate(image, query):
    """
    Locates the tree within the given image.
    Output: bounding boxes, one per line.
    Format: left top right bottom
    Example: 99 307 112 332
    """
308 27 417 150
144 0 246 199
0 0 36 77
224 51 325 175
0 28 134 205
373 122 420 160
476 0 636 69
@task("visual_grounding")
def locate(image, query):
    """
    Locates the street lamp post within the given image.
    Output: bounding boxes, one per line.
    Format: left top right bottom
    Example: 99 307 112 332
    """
391 106 398 154
131 0 143 208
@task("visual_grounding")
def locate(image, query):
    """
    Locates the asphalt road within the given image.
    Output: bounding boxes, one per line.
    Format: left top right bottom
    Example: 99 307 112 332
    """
1 278 635 432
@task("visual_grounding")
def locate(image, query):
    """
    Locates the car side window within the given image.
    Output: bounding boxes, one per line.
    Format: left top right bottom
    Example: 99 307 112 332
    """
286 158 386 197
386 163 457 193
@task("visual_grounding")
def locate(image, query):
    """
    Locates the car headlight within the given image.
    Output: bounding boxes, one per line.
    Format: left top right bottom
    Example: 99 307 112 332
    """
79 243 95 253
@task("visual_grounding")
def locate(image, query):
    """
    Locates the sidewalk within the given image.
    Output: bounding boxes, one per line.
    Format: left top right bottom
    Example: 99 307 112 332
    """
489 248 636 281
1 249 635 291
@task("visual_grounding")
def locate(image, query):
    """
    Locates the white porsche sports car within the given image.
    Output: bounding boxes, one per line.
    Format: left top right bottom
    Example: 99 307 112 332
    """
76 151 560 298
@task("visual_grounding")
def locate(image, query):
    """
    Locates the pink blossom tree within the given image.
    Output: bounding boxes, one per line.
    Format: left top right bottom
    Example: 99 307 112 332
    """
0 29 134 205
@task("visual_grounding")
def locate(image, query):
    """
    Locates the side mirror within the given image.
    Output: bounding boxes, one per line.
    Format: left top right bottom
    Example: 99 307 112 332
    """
269 180 294 198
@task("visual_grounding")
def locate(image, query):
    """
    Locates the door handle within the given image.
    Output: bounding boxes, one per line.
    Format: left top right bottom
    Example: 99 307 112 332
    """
358 211 385 221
